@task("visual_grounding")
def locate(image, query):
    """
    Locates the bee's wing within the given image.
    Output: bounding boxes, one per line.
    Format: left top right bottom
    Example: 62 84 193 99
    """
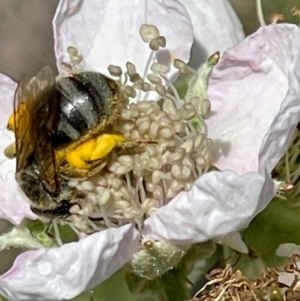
13 83 31 172
13 70 45 171
15 66 59 194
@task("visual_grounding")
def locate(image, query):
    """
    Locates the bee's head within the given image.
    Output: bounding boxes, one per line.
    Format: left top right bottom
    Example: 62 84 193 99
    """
16 166 44 203
17 167 84 218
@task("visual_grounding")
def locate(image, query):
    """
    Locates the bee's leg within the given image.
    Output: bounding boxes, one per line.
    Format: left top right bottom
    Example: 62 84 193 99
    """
65 134 126 168
59 134 126 178
60 134 157 179
4 142 16 158
117 139 158 149
64 134 157 168
7 102 28 131
59 161 107 179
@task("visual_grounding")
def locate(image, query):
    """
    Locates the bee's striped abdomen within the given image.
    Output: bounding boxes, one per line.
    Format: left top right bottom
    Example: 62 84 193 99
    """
53 72 118 147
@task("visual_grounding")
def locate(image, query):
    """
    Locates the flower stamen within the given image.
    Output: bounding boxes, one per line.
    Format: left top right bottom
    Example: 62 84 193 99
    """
255 0 266 26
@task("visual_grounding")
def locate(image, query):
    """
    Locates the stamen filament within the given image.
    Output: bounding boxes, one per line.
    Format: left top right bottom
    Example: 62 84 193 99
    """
138 177 146 202
185 74 198 102
275 194 287 200
163 76 198 136
135 218 143 232
285 149 291 183
85 218 102 231
138 50 155 101
68 222 85 239
125 173 132 192
142 50 155 81
53 220 63 246
255 0 266 26
162 75 182 109
100 206 115 228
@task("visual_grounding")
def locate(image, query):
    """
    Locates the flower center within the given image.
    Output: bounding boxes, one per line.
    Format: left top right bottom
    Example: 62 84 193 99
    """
65 24 217 236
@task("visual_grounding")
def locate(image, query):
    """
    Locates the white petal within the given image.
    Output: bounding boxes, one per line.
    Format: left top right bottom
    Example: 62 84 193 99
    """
276 243 300 257
144 170 275 244
259 43 300 174
53 0 193 80
0 224 140 301
207 24 300 175
278 271 297 288
179 0 245 69
276 248 300 287
0 73 36 224
214 231 248 253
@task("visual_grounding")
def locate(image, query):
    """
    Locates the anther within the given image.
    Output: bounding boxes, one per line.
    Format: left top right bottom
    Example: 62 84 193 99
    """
123 86 137 98
142 82 151 92
129 73 143 83
173 59 191 74
108 65 123 77
126 62 137 76
208 51 220 65
157 36 166 48
67 46 79 56
147 73 162 85
155 84 166 96
149 36 166 51
132 82 143 90
67 46 83 64
143 240 154 250
269 13 284 24
150 63 170 74
291 5 300 16
139 24 160 43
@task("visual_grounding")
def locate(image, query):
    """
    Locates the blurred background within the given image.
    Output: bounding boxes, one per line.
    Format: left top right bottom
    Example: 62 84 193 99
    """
230 0 300 33
0 0 59 81
0 0 300 83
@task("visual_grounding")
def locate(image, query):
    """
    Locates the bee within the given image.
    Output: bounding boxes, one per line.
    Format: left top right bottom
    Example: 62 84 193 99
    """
4 66 132 218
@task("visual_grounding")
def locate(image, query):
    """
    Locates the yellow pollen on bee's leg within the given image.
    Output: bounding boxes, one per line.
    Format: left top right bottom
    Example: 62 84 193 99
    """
4 142 16 158
65 134 126 169
90 134 126 160
7 113 15 131
7 103 28 131
65 139 97 169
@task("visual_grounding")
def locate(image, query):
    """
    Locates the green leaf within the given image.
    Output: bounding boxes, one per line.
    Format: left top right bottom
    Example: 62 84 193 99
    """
242 197 300 266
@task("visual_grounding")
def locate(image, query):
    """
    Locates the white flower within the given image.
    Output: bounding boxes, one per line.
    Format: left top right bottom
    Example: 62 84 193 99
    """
145 24 300 243
144 24 300 244
0 1 300 301
0 0 193 300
